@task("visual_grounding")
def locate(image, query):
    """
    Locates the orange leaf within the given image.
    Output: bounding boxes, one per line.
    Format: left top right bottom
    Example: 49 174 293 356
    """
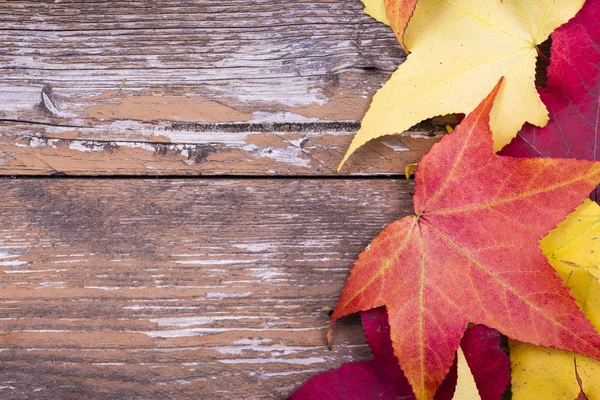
384 0 418 51
328 81 600 400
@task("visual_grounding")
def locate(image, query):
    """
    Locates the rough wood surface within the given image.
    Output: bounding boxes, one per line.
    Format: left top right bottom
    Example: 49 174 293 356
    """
0 178 414 399
0 0 442 176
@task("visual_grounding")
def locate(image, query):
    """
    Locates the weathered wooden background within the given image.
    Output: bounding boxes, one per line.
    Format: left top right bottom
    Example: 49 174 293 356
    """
0 1 437 398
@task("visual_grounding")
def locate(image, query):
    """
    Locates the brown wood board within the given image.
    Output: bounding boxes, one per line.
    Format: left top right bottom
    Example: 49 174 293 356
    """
0 1 425 398
0 178 415 399
0 0 441 176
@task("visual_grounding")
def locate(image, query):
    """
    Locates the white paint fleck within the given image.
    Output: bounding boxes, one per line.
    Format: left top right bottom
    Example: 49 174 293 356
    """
232 243 275 252
248 267 288 282
140 326 324 338
381 141 409 152
215 344 313 356
37 282 66 288
161 131 249 145
150 315 269 327
260 369 317 378
117 142 155 152
124 305 197 311
250 111 321 123
0 260 28 267
92 363 126 366
83 286 121 290
258 147 310 168
174 259 259 265
205 292 252 299
219 357 327 365
68 142 91 152
231 338 273 346
337 195 358 201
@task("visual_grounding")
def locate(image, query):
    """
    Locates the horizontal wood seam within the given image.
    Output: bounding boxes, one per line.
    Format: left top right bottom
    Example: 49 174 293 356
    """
0 174 411 180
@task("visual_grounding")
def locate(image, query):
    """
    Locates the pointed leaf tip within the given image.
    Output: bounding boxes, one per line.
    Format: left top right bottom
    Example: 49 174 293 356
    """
331 80 600 399
346 0 579 159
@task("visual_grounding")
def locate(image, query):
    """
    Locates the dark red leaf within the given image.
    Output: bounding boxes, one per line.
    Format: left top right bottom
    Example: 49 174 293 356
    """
501 0 599 163
287 307 457 400
460 325 510 400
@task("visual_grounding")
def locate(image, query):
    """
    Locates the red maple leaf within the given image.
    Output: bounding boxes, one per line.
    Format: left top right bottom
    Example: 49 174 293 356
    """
287 308 456 400
288 308 508 399
328 81 600 400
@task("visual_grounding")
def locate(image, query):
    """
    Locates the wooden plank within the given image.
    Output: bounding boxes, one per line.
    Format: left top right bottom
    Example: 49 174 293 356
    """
0 0 443 176
0 178 414 399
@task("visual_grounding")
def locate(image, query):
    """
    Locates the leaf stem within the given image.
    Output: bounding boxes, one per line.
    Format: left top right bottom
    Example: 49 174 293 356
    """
535 45 550 64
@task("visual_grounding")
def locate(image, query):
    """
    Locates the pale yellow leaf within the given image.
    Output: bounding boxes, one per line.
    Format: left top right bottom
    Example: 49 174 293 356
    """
510 199 600 399
361 0 390 25
452 347 481 400
340 0 584 169
542 199 600 283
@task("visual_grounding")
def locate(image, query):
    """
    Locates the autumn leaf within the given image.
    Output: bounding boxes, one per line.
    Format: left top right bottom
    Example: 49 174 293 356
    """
453 325 511 400
287 307 457 400
509 200 600 400
460 325 510 400
340 0 585 169
452 348 480 400
361 0 390 25
543 200 600 283
495 2 600 396
289 308 508 399
501 0 599 163
361 0 418 51
328 81 600 400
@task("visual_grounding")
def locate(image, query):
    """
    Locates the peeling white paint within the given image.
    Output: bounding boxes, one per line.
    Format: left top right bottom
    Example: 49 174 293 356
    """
337 195 357 201
232 243 275 252
260 369 318 378
117 142 156 152
230 338 273 346
0 260 28 267
381 141 409 152
248 268 288 281
67 142 91 152
140 326 325 338
219 357 327 365
161 131 250 145
174 259 259 265
124 305 197 311
150 315 269 327
215 344 316 356
250 111 321 123
0 251 18 260
263 147 310 167
205 291 252 299
37 282 66 288
83 286 121 290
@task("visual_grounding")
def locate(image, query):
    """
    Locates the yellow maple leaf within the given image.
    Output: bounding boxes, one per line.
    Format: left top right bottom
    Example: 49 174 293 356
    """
362 0 389 25
341 0 584 169
452 347 482 400
510 199 600 399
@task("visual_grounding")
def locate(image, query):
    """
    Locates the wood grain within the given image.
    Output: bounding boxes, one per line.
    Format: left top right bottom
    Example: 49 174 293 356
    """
0 178 415 399
0 0 443 176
